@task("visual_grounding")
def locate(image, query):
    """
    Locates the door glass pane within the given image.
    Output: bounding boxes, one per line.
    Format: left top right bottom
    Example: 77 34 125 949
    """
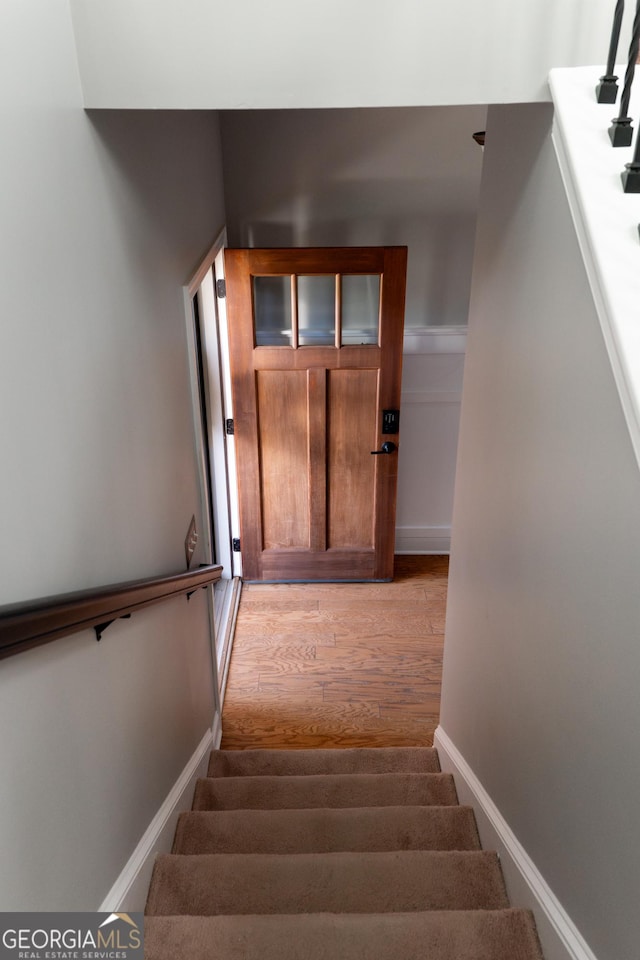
341 275 380 345
298 275 335 346
253 276 292 346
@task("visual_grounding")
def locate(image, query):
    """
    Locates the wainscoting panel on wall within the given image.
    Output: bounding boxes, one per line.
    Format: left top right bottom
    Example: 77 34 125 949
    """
395 330 466 555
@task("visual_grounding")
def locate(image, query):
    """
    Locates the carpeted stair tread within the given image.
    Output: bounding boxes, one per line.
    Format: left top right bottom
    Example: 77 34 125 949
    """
145 850 508 916
173 805 480 854
145 745 544 958
192 772 458 810
208 746 440 778
144 910 543 960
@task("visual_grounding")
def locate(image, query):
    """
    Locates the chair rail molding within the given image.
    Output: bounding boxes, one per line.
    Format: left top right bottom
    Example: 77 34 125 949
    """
403 325 467 355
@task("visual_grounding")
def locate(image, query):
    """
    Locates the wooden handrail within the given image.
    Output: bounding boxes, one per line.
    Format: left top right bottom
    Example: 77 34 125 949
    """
0 564 223 661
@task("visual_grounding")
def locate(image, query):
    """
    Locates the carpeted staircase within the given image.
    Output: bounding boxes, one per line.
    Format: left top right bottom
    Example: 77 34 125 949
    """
144 747 543 959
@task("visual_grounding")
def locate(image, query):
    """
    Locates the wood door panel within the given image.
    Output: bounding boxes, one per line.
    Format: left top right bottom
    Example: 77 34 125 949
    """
257 370 310 549
243 247 385 275
308 368 327 552
328 369 378 549
260 549 376 582
225 246 407 582
253 346 382 371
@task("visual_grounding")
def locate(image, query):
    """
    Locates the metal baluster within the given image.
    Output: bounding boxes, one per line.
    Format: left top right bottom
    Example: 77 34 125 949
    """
609 0 640 145
597 0 625 103
621 125 640 191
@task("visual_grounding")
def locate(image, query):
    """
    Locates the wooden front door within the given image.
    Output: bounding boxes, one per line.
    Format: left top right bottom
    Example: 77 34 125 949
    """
225 247 407 581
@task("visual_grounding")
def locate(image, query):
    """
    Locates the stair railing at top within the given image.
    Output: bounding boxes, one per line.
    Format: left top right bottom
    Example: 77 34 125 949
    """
0 563 222 661
596 0 640 197
608 0 640 145
597 0 626 103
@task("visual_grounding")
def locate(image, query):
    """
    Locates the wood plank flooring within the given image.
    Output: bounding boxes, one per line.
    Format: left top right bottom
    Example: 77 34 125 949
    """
220 556 448 749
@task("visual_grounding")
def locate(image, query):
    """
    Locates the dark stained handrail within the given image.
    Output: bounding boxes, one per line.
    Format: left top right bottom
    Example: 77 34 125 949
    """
0 563 223 661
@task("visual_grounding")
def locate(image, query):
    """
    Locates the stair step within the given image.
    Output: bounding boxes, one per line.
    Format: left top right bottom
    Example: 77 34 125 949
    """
208 746 440 778
146 850 508 916
193 772 458 810
144 910 543 960
173 805 480 855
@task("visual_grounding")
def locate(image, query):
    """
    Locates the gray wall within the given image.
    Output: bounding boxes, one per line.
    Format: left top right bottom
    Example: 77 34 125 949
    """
220 107 484 550
441 102 640 959
221 106 486 329
69 0 622 108
0 0 225 908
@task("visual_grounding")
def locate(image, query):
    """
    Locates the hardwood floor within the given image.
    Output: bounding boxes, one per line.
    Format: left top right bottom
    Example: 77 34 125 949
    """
220 556 448 749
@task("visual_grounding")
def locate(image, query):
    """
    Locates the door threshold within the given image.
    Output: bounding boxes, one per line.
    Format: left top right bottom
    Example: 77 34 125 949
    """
243 578 393 584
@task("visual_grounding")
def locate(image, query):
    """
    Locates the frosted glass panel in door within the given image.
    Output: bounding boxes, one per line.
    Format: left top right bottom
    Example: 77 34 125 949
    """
253 276 292 346
342 275 380 345
298 275 336 346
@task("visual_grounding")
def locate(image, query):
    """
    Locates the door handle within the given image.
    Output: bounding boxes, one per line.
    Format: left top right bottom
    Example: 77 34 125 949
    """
371 441 397 455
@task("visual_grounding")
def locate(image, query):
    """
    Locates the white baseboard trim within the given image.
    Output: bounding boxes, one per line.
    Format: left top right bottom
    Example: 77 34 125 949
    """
395 525 451 554
99 725 215 912
434 726 598 960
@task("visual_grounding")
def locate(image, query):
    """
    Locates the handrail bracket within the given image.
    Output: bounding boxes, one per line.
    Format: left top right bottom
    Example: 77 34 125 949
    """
94 614 132 642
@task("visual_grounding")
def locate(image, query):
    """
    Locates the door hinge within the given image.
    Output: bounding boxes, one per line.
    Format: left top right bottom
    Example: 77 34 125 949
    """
232 538 241 553
216 278 226 299
225 418 234 436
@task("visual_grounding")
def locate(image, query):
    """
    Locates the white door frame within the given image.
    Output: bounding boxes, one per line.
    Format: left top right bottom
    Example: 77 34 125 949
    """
212 242 242 577
184 228 242 702
183 227 241 578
